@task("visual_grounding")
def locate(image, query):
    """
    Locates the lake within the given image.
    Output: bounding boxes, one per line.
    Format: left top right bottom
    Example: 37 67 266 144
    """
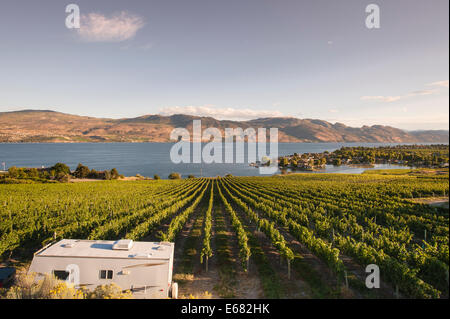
0 142 422 178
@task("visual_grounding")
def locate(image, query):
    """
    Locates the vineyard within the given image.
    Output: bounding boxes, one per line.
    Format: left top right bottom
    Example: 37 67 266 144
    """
0 171 448 299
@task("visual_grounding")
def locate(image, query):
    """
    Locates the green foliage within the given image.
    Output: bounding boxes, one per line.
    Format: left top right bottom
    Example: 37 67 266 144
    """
110 168 119 180
0 169 448 299
74 163 90 178
169 172 181 180
51 163 70 175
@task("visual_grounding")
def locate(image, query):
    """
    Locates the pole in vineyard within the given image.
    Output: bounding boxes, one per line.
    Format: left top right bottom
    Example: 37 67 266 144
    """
344 270 348 289
287 259 291 280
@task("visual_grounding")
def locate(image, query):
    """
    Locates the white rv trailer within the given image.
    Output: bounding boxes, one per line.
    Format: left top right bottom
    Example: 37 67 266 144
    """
29 239 178 299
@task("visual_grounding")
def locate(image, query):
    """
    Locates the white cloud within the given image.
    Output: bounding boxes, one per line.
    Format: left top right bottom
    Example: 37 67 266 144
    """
427 80 449 88
158 105 284 120
360 81 447 103
360 95 402 102
410 89 436 96
77 11 144 42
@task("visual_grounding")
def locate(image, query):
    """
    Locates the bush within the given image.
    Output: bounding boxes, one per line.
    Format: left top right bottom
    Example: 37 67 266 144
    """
88 169 100 179
87 283 132 299
168 172 181 180
56 172 70 183
7 166 19 178
6 272 83 299
188 174 195 179
104 170 111 180
74 163 90 178
51 163 71 175
6 271 131 299
153 174 160 180
110 168 119 180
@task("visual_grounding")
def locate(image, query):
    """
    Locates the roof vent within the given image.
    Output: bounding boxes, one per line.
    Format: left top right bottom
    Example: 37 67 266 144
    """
130 253 152 258
62 243 75 248
113 239 134 250
159 241 171 246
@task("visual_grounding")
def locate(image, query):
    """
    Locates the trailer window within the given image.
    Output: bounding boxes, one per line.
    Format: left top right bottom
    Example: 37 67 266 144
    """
99 270 113 279
53 270 69 280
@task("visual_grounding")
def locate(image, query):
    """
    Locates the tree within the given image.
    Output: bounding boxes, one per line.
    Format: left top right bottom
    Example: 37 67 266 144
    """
74 163 90 178
104 170 111 180
28 168 39 178
188 174 195 179
52 163 71 175
56 172 70 183
8 166 18 178
280 158 289 167
153 174 160 180
168 172 181 179
110 168 119 179
88 169 100 179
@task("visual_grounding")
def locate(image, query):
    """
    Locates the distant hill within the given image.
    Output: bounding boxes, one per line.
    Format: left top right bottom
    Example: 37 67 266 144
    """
0 110 448 143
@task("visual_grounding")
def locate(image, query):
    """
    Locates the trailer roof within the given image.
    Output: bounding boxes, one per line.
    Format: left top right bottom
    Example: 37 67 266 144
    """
35 239 173 260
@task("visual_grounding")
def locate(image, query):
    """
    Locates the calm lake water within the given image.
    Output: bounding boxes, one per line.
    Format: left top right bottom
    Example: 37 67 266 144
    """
0 143 422 178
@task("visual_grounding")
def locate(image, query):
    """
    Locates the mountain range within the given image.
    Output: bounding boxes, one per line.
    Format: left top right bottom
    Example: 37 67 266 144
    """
0 110 448 143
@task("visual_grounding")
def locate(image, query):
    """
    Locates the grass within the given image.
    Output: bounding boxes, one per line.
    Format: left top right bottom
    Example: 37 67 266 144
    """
245 231 284 298
213 204 237 298
178 213 204 274
291 255 338 298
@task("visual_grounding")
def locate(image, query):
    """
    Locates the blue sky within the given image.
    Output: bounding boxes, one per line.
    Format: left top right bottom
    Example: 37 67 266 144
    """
0 0 448 130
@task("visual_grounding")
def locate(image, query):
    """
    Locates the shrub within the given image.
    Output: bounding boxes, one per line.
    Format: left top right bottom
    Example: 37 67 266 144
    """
7 166 18 178
88 169 100 179
153 174 160 180
74 163 90 178
6 271 131 299
110 168 119 180
168 172 181 180
104 170 111 180
56 172 70 183
6 272 83 299
87 283 132 299
51 163 71 175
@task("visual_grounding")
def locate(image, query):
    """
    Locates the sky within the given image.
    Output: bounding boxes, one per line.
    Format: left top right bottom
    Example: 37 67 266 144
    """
0 0 448 130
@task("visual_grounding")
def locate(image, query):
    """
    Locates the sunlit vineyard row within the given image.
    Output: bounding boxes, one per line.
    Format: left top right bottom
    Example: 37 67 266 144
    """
0 171 448 298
